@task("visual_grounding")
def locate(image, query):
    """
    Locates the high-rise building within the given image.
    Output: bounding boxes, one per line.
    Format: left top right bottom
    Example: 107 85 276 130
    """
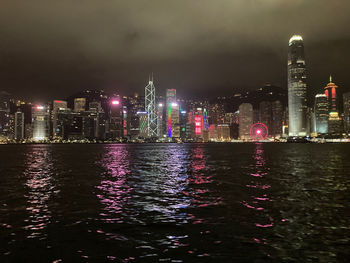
343 92 350 134
136 111 148 138
74 98 86 112
109 98 122 139
14 111 24 140
0 92 10 140
238 103 253 140
157 102 165 138
52 100 68 138
324 77 342 136
314 94 328 134
168 102 180 138
166 89 176 138
288 35 308 137
145 77 157 137
324 76 339 113
217 124 230 141
259 101 272 136
32 105 50 141
271 100 283 138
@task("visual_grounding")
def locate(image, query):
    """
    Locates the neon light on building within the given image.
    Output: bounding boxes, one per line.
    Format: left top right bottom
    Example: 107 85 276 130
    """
168 103 172 137
195 116 202 135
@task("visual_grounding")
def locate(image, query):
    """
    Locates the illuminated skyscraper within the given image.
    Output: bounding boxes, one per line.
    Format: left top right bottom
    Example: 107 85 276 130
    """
145 77 157 137
271 100 283 138
166 89 177 138
288 35 308 137
314 94 328 134
52 100 68 138
109 98 122 139
238 103 253 140
343 92 350 134
325 77 342 136
32 105 50 141
136 111 148 138
324 76 339 113
14 110 24 140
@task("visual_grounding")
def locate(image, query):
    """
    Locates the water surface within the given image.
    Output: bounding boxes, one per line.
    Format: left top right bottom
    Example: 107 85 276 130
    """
0 143 349 262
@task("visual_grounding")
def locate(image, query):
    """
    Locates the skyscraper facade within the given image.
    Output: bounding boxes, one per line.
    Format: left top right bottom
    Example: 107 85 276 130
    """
145 77 157 137
14 111 24 140
314 94 328 134
324 76 339 113
343 92 350 134
238 103 253 140
32 105 50 141
288 35 308 137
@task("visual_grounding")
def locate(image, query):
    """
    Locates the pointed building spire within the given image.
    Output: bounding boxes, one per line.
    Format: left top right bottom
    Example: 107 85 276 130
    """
329 75 333 83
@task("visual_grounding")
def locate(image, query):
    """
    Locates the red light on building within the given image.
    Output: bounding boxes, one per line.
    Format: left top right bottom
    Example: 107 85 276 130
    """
332 87 336 98
325 89 329 98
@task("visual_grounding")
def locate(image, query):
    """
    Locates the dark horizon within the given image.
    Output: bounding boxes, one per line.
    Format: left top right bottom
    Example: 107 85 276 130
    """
1 0 350 102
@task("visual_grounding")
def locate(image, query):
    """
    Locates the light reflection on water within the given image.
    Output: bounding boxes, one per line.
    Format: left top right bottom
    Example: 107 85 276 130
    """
96 145 132 224
23 145 57 239
1 143 350 262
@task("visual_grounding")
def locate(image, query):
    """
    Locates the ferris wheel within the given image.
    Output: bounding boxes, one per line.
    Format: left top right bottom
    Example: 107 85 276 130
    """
250 123 268 141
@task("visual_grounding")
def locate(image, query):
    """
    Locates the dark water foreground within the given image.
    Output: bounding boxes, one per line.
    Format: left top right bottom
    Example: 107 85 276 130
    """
0 143 349 262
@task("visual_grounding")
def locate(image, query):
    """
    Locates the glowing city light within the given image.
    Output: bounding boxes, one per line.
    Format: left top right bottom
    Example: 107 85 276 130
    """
171 102 178 107
250 123 268 141
111 100 120 105
158 103 163 107
36 106 44 110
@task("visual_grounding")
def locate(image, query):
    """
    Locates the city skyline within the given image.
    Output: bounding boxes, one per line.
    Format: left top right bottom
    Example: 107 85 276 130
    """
1 1 350 101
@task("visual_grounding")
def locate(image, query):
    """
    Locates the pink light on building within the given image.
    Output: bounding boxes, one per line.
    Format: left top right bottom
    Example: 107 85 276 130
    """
111 100 120 105
195 116 202 135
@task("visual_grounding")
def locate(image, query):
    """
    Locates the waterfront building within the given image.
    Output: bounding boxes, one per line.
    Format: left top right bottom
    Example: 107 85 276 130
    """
259 101 272 136
157 102 165 138
324 76 339 113
314 94 328 134
238 103 253 140
14 111 24 140
52 100 68 138
137 111 148 138
288 35 308 137
169 102 180 138
74 98 86 112
217 124 230 141
328 112 342 136
32 105 50 141
0 91 11 140
324 77 342 136
145 77 157 137
343 92 350 134
109 98 123 139
166 89 176 137
271 100 283 138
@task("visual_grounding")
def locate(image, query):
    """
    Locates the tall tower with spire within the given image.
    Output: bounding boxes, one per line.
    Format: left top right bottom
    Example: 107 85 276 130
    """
325 76 342 135
288 35 308 137
324 75 339 113
145 74 158 137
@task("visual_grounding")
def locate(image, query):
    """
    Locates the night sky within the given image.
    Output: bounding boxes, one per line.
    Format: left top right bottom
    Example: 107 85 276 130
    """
1 0 350 102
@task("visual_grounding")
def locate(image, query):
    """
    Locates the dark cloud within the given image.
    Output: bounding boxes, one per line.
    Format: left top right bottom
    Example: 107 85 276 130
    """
0 0 350 101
